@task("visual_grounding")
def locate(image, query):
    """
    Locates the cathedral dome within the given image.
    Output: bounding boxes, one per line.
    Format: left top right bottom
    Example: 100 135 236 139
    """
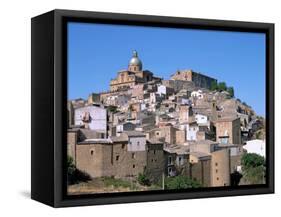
128 50 142 71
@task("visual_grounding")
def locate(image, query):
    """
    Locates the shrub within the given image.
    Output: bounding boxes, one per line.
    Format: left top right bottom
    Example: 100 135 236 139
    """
227 86 234 97
103 177 131 188
210 80 218 91
67 156 91 185
241 153 265 184
67 156 75 177
164 175 201 190
217 82 227 91
137 173 150 186
241 153 265 169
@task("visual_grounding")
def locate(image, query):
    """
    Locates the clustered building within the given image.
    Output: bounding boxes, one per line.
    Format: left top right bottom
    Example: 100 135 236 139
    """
67 51 259 187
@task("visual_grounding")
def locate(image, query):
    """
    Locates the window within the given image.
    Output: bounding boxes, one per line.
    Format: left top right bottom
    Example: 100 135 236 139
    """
154 150 156 155
219 137 229 144
215 162 218 166
90 150 94 155
133 164 135 168
156 132 160 136
217 177 219 181
132 153 135 159
179 157 182 165
168 167 172 174
215 169 218 173
122 144 125 149
116 155 119 161
137 141 140 146
168 156 172 165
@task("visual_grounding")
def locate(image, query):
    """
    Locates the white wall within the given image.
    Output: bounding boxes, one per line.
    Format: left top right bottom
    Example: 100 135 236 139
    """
195 114 208 125
186 124 199 141
157 85 167 96
74 106 107 132
191 90 203 99
128 136 146 151
0 0 280 216
244 140 266 157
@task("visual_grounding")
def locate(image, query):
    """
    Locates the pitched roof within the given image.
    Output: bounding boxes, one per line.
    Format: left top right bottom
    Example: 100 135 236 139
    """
164 144 189 155
123 131 146 137
190 151 211 158
78 138 112 144
111 135 128 142
147 138 163 145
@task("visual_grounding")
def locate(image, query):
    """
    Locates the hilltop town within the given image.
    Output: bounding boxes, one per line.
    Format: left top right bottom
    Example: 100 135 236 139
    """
67 51 265 194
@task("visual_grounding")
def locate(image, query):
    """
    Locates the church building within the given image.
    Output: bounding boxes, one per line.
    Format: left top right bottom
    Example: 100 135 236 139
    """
110 50 161 91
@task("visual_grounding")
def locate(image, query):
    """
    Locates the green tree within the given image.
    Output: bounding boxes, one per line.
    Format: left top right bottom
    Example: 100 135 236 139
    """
210 80 218 91
241 153 265 169
217 82 227 91
241 153 265 184
164 175 201 190
227 86 234 97
67 156 76 177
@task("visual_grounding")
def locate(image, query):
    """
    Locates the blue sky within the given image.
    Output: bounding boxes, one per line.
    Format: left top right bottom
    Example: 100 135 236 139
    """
68 22 266 116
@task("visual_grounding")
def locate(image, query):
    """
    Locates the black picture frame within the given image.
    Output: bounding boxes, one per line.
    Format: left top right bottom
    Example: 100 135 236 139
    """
31 9 274 207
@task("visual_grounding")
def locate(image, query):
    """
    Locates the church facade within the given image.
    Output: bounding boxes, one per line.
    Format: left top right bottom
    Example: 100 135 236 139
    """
110 51 161 91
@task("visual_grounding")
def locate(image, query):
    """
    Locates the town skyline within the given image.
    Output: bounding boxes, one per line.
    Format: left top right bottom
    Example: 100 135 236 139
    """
67 48 266 194
67 22 266 116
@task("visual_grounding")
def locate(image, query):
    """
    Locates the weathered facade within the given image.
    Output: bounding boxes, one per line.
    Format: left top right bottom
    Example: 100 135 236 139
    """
68 130 165 182
215 117 241 145
210 149 230 187
171 69 217 90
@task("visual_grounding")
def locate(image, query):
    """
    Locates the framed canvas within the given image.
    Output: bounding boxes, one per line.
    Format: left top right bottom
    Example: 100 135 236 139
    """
31 9 274 207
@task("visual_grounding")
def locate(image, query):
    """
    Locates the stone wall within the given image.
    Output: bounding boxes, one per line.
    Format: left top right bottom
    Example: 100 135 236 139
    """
75 141 147 178
162 80 195 93
216 118 241 144
211 149 230 186
146 143 165 183
74 140 165 182
67 130 77 163
190 159 211 187
176 130 186 144
170 70 217 90
191 71 217 90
